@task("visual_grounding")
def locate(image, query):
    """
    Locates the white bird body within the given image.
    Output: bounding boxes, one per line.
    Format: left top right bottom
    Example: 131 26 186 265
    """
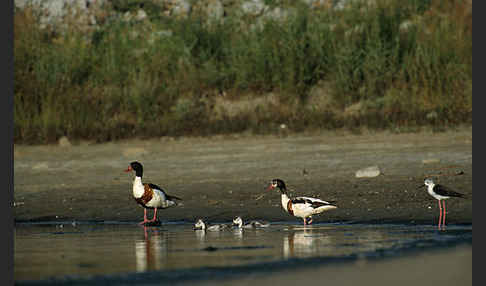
427 186 449 201
268 179 337 225
132 177 176 209
125 161 181 225
281 194 337 219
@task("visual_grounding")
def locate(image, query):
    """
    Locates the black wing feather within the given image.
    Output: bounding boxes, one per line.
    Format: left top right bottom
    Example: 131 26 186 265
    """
291 198 308 205
434 184 466 198
310 201 332 208
148 183 165 192
166 194 182 201
291 198 334 209
148 183 182 201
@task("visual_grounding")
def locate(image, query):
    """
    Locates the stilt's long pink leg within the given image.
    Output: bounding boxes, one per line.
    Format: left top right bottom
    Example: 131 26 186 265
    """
438 200 442 230
442 200 447 228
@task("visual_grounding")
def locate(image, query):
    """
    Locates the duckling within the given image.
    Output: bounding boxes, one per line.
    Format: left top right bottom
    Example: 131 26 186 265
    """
194 219 229 231
232 216 270 229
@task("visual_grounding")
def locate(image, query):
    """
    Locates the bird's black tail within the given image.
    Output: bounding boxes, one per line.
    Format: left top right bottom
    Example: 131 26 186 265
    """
458 193 469 199
167 195 182 201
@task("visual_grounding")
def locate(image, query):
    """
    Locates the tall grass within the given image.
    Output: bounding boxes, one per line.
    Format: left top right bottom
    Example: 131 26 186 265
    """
14 0 472 144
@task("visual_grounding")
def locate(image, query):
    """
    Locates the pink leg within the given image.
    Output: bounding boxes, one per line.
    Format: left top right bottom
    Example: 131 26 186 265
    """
139 208 149 225
442 200 447 228
437 200 442 230
303 218 307 225
150 208 158 222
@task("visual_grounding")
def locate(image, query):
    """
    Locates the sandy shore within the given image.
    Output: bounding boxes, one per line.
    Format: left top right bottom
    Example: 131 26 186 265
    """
13 128 472 225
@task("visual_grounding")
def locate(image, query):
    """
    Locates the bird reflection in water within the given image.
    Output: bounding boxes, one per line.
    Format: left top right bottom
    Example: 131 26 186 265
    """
135 226 168 272
283 228 332 258
193 225 244 243
231 227 244 240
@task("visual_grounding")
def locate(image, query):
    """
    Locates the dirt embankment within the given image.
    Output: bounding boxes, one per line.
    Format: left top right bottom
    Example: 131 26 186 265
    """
13 129 472 225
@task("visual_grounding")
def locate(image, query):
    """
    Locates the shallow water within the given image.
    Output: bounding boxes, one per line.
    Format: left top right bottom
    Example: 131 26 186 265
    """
14 221 472 283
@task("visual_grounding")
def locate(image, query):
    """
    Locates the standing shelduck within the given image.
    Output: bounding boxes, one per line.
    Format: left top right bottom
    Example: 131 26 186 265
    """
418 178 467 229
232 216 270 229
267 179 337 225
125 161 181 225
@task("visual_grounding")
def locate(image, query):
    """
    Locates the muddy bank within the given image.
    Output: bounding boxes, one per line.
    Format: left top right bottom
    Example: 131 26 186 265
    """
13 129 472 225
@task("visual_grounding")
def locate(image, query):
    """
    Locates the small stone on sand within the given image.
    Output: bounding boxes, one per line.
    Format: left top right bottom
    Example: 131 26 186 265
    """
355 166 381 178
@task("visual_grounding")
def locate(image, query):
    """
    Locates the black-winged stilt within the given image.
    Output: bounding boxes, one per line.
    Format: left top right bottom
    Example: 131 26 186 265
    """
418 178 466 230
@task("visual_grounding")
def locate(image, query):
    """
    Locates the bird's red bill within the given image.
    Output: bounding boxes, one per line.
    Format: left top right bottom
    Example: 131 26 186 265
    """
124 166 132 172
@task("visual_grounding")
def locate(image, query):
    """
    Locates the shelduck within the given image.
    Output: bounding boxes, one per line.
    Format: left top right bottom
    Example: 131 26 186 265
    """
125 161 181 225
232 216 270 229
194 219 229 231
418 178 467 230
267 178 337 225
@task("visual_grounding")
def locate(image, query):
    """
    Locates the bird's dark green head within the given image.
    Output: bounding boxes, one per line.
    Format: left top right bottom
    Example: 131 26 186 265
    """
267 179 287 193
125 161 143 177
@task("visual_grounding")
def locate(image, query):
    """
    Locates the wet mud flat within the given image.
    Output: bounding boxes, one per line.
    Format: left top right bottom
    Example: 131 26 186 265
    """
14 222 472 285
14 129 472 224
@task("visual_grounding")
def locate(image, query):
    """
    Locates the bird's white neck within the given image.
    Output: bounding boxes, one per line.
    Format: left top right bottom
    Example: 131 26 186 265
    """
200 222 207 230
133 176 145 198
281 193 290 210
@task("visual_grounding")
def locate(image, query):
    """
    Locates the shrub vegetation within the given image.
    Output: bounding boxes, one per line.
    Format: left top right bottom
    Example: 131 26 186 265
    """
14 0 472 144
